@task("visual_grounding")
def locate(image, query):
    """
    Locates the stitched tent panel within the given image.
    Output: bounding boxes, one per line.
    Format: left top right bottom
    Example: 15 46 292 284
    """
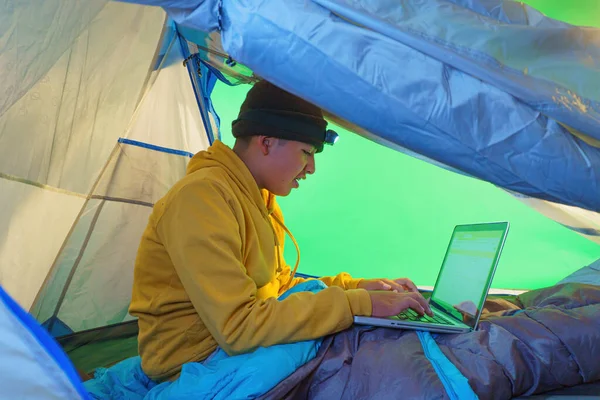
30 124 199 335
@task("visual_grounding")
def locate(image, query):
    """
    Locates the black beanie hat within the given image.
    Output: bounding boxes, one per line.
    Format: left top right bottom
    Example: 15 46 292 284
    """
232 80 330 152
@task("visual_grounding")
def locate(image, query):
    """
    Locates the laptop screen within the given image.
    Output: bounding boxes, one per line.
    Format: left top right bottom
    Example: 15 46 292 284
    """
430 222 508 329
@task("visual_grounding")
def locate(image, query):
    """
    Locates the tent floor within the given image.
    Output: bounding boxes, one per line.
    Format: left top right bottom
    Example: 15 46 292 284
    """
58 320 139 375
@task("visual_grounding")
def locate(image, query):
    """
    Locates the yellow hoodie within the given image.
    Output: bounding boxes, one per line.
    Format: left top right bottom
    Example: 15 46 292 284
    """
129 141 372 382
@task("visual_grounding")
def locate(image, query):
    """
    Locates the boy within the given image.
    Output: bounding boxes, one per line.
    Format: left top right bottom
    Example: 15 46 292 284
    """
129 80 431 381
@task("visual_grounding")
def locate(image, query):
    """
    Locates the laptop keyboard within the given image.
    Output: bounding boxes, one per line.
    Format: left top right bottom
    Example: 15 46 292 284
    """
398 308 452 325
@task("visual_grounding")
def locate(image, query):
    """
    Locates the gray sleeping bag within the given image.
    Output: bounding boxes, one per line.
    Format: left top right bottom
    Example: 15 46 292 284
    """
261 283 600 400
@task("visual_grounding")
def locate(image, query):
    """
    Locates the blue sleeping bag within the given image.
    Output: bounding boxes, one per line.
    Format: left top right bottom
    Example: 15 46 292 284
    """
85 280 326 399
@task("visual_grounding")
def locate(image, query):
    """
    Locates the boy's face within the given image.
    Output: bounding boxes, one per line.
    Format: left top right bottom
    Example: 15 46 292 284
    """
262 138 317 196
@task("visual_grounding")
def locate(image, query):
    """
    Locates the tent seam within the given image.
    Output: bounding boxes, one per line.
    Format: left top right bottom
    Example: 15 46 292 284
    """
0 171 87 198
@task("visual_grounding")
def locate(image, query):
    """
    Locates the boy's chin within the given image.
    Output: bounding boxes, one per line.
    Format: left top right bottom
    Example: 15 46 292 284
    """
267 186 293 197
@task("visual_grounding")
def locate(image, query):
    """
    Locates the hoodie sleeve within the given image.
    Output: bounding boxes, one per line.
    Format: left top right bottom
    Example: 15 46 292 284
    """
277 267 364 293
157 181 372 356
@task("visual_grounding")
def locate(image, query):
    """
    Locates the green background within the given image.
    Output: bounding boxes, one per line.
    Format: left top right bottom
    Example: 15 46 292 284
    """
211 0 600 290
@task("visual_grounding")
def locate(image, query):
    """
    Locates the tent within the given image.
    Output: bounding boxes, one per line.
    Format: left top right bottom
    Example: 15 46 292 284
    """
0 0 599 396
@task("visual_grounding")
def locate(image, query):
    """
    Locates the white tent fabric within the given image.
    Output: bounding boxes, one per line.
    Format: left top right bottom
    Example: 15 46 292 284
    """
0 1 212 323
0 181 85 315
0 2 163 194
509 193 600 245
0 0 108 119
0 2 164 309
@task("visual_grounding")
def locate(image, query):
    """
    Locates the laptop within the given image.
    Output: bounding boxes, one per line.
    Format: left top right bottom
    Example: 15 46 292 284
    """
354 222 509 333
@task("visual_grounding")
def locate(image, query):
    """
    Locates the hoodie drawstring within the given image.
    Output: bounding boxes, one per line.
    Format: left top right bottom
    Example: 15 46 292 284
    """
269 212 300 291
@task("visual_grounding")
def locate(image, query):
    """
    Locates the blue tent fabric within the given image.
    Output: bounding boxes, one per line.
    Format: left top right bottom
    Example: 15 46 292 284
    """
0 285 90 400
119 0 600 212
315 0 600 140
153 19 180 70
42 316 75 337
217 0 600 212
85 280 326 400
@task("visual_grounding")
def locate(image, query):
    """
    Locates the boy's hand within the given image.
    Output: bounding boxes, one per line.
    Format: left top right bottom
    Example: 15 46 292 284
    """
368 291 433 317
357 278 419 293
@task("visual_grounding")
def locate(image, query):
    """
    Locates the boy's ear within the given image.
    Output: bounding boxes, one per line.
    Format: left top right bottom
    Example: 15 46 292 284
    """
258 135 271 155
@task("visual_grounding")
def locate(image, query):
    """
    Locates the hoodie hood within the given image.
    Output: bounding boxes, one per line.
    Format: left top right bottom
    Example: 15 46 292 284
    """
186 140 271 217
186 140 300 286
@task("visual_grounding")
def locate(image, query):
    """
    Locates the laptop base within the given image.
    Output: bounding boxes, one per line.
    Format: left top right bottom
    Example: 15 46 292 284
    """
353 315 470 334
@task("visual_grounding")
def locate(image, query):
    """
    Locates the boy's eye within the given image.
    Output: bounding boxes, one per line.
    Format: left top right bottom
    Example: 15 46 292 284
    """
303 150 312 156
